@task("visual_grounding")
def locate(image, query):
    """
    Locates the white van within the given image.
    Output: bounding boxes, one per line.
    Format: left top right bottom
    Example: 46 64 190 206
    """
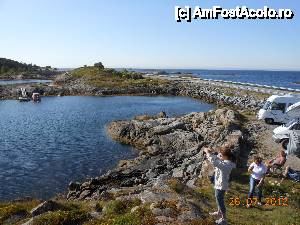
272 101 300 149
257 95 300 124
272 119 300 149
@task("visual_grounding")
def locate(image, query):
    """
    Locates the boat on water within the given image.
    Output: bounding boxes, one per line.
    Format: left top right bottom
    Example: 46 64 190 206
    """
18 96 31 102
17 88 41 102
32 92 41 102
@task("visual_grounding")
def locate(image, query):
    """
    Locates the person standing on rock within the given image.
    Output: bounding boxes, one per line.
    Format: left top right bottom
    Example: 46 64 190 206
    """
204 146 236 225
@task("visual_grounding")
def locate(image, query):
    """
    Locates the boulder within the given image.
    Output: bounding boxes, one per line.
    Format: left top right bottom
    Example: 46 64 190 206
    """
70 108 246 205
68 181 81 191
157 111 167 118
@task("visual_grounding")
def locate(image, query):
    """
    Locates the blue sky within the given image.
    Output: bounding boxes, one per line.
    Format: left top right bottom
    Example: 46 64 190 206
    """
0 0 299 70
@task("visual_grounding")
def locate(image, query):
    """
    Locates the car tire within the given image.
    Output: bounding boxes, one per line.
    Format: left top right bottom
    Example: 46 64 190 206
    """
282 139 289 150
265 118 274 124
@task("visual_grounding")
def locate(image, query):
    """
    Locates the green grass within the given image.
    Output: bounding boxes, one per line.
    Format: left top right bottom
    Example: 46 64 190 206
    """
227 203 300 225
192 174 300 225
31 209 90 225
66 66 169 89
0 199 40 224
86 201 156 225
89 213 142 225
1 176 299 225
0 199 94 225
167 178 186 194
104 199 141 216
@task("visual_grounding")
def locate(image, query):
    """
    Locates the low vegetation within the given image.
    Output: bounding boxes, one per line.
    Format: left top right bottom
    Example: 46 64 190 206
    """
0 198 156 225
0 58 57 79
32 209 90 225
1 165 299 225
0 199 40 224
86 199 156 225
65 64 169 88
193 173 300 225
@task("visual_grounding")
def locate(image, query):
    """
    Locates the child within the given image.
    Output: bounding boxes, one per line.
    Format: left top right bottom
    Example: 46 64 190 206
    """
204 146 236 225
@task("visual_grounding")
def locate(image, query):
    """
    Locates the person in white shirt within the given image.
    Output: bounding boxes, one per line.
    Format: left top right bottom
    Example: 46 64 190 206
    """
247 156 267 207
204 146 236 225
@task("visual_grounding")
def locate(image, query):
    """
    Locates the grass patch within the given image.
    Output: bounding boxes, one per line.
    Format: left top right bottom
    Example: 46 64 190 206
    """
32 209 90 225
227 203 300 225
70 67 143 80
29 200 96 225
65 66 169 89
110 213 141 225
187 218 216 225
104 199 141 216
239 110 256 122
86 203 156 225
0 199 40 224
167 179 185 194
193 173 300 225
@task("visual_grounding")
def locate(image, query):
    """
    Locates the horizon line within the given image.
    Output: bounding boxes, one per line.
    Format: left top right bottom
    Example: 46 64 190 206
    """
2 57 300 72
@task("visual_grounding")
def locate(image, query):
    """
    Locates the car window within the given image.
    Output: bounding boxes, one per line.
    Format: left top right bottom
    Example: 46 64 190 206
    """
292 123 300 130
271 103 286 112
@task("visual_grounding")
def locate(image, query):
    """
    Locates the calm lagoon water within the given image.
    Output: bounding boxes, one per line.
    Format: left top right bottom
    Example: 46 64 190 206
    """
0 96 214 201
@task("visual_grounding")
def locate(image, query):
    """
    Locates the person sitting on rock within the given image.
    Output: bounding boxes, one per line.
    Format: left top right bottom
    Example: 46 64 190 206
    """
267 150 287 173
247 156 268 207
204 146 236 225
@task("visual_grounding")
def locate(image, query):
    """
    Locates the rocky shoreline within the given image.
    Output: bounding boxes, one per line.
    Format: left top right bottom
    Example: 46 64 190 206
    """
0 76 264 111
2 74 300 224
64 108 255 223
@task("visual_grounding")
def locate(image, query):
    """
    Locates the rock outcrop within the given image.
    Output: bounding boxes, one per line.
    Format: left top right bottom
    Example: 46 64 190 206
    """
67 108 248 222
1 76 264 110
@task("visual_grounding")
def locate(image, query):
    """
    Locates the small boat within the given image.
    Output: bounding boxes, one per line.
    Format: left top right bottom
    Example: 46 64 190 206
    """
18 88 31 102
18 97 31 102
32 93 41 102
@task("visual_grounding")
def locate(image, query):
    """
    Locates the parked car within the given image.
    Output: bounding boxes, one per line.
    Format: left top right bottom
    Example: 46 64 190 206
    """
257 95 300 124
272 101 300 149
272 119 300 149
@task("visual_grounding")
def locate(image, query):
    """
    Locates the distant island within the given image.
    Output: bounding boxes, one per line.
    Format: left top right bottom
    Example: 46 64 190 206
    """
0 58 59 80
294 81 300 85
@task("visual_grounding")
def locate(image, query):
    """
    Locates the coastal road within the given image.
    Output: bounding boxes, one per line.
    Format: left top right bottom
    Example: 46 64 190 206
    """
144 74 300 96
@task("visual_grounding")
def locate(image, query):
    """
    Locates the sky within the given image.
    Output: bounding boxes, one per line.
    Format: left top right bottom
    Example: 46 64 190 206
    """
0 0 299 70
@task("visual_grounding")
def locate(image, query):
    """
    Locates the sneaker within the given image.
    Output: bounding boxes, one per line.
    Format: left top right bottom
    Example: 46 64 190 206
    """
257 202 263 206
246 204 251 208
209 211 221 216
215 218 227 225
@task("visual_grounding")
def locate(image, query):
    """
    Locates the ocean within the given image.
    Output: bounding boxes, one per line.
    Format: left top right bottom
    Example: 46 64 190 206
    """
131 69 300 90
